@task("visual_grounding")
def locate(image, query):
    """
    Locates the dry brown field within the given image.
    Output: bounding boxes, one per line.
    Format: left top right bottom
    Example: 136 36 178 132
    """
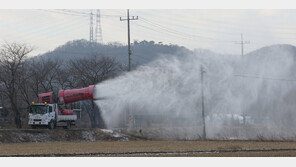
1 140 296 156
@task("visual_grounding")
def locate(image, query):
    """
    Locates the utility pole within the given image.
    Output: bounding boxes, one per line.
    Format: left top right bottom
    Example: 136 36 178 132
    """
235 33 250 57
200 65 206 140
235 33 250 125
120 9 138 71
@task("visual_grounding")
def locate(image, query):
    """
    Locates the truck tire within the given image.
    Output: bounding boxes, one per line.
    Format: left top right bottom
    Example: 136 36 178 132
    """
63 121 71 129
31 125 37 129
48 121 55 130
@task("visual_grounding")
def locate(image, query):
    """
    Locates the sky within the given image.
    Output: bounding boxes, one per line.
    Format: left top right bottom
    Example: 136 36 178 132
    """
0 9 296 56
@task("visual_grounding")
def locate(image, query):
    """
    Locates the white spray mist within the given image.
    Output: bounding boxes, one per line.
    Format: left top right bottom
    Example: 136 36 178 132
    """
95 44 296 140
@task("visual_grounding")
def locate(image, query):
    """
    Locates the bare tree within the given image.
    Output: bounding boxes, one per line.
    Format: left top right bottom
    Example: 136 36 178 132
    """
55 65 71 90
68 54 118 88
0 42 33 128
24 58 63 99
18 66 33 106
67 54 119 128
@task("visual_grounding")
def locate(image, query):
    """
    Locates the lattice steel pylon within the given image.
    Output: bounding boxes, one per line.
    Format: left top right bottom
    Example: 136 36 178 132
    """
89 11 94 42
95 9 103 43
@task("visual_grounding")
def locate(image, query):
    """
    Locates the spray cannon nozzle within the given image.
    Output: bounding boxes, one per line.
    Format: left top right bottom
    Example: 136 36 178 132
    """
93 96 109 101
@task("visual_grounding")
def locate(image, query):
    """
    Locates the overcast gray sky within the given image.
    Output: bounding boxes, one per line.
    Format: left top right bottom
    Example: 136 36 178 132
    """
0 9 296 56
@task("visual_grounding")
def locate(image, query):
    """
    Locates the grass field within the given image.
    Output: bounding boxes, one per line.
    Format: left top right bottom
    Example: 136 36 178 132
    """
1 140 296 156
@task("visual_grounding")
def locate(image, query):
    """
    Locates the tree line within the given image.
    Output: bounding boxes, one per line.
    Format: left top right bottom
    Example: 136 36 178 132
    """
0 42 120 128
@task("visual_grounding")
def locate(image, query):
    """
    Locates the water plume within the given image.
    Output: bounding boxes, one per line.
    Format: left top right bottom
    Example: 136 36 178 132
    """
95 44 296 140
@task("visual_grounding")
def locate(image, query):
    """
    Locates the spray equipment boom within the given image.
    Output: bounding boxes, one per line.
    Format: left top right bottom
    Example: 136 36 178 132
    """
59 85 95 104
39 85 96 104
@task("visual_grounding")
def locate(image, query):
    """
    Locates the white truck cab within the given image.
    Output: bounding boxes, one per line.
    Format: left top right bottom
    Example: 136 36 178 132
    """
28 103 77 129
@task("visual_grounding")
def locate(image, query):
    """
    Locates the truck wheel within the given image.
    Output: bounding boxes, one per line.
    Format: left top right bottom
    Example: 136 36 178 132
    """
63 121 71 129
31 125 36 129
48 121 55 130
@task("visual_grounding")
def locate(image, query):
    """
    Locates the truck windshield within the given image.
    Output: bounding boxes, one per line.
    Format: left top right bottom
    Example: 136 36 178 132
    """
29 105 48 114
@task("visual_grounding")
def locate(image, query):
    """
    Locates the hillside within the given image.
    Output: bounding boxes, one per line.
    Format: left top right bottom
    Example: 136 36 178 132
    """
37 39 192 67
239 44 296 78
234 44 296 127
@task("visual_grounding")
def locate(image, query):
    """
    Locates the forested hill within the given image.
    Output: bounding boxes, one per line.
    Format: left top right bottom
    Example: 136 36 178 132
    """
38 39 192 67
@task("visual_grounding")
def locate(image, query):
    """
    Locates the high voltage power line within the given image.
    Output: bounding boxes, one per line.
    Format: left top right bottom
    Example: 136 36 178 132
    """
134 21 236 46
39 9 121 18
3 9 296 56
137 12 296 41
134 22 207 42
25 10 296 46
134 22 202 42
138 10 296 34
39 9 88 17
232 74 296 82
39 9 106 44
139 18 235 43
1 15 89 45
140 16 239 37
8 10 296 42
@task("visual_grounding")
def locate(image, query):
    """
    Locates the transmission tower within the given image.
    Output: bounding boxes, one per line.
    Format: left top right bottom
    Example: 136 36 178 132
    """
89 11 94 42
95 9 103 43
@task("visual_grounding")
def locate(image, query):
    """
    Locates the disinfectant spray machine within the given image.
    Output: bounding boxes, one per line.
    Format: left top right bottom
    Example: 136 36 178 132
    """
28 85 95 129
